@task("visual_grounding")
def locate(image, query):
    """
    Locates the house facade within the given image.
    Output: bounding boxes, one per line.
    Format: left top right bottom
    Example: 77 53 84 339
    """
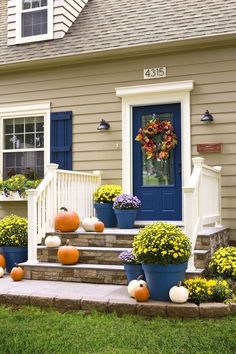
0 0 236 243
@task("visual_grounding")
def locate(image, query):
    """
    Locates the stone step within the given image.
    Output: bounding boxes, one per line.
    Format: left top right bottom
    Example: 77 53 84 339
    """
20 261 204 285
37 246 210 268
194 227 229 253
45 228 138 248
37 246 132 265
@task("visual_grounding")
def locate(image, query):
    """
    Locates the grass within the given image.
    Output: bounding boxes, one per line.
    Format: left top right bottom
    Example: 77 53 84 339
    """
0 305 235 354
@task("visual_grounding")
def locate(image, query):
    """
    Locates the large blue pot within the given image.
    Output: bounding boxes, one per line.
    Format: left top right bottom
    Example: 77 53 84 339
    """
94 203 117 227
2 246 28 273
114 209 137 229
142 262 187 301
124 264 145 283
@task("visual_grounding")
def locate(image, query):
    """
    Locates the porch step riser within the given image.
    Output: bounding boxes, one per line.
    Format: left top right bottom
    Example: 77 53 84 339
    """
23 266 203 285
37 248 209 269
44 234 134 248
195 229 229 254
24 267 127 285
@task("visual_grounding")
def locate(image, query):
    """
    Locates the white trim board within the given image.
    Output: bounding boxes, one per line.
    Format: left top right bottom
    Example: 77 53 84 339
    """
115 80 194 219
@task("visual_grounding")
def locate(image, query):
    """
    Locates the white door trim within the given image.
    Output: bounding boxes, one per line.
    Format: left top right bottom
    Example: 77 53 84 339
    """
115 80 194 214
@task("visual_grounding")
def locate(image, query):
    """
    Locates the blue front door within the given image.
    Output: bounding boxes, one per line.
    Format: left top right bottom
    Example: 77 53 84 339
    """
133 104 182 221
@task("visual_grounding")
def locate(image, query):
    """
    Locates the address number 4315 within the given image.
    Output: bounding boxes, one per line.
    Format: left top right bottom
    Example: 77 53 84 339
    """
143 67 166 80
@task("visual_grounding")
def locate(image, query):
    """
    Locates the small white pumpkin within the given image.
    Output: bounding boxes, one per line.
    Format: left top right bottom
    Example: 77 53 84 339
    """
128 277 147 298
0 266 4 278
45 235 61 248
169 281 189 304
82 216 99 232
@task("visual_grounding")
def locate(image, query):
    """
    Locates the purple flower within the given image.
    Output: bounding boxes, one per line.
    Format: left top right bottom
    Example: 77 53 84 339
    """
119 249 139 264
113 194 141 210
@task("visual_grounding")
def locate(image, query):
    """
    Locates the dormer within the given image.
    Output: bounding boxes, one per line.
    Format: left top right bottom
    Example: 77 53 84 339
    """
8 0 89 45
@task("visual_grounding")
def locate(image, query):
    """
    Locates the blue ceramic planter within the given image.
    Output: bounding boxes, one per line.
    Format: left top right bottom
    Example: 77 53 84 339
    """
124 264 145 283
114 209 137 229
94 203 117 227
142 262 187 301
2 246 28 273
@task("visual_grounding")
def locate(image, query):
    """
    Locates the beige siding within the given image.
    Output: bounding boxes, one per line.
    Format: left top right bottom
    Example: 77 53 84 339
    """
0 45 236 239
0 202 27 219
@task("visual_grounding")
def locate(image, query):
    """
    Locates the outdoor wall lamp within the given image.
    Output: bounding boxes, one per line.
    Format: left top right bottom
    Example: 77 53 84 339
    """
97 119 110 131
201 110 214 123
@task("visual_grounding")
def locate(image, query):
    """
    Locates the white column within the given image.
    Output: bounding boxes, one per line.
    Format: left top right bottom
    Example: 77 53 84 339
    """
213 165 223 227
26 189 38 263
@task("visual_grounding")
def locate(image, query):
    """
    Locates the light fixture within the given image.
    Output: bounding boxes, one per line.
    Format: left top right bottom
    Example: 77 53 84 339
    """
97 119 110 131
201 110 214 123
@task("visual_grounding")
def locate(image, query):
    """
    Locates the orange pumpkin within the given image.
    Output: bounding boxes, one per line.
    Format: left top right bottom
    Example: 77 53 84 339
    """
0 254 6 269
57 240 80 265
10 266 24 281
55 207 80 232
94 221 105 233
134 284 150 302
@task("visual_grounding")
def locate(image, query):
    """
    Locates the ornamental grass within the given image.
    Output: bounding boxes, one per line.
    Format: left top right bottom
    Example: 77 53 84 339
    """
184 277 232 304
132 222 191 265
93 184 122 203
0 215 28 247
208 246 236 280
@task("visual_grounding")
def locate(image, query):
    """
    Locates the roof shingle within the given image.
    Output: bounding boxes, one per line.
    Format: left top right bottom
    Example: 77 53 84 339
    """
1 0 236 66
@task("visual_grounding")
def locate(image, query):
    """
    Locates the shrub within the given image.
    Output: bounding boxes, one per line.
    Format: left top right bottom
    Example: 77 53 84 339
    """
184 277 232 304
0 215 28 246
0 174 41 197
132 222 191 265
93 185 122 203
208 247 236 280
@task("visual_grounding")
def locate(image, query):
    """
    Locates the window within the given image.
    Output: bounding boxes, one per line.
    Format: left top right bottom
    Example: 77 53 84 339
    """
3 116 45 179
16 0 53 43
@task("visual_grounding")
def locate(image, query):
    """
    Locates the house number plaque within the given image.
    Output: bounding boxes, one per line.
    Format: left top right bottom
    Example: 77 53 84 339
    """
144 67 166 80
197 143 222 153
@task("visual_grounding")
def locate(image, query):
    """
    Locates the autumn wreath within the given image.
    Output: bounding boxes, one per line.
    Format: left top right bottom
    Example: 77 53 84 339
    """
135 119 178 160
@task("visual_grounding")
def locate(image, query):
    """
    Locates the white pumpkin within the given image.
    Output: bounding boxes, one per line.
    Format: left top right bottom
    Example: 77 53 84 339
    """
45 235 61 248
82 216 99 232
169 282 189 303
0 266 4 278
128 278 147 298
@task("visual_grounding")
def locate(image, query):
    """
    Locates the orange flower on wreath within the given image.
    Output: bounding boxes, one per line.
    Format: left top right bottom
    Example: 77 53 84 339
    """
135 119 178 160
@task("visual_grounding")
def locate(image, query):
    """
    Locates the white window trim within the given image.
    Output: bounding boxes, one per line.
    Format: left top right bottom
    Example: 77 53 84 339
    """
0 101 51 180
115 80 194 220
15 1 53 44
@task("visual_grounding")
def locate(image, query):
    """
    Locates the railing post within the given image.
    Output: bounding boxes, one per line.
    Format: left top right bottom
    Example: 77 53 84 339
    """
26 189 38 263
93 170 102 186
213 165 222 227
46 164 59 229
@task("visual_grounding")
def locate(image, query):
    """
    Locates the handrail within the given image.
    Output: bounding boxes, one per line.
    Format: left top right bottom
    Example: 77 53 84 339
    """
183 157 222 270
26 164 102 263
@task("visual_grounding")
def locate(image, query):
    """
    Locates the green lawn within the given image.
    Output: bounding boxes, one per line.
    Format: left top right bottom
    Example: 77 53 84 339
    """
0 305 235 354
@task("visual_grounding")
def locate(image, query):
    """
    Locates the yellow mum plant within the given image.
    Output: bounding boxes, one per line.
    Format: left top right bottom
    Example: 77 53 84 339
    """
208 247 236 280
0 215 28 247
94 184 122 203
184 277 232 304
132 222 191 265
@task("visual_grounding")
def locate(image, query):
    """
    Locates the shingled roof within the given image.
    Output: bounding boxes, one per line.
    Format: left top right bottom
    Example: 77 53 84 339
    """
1 0 236 66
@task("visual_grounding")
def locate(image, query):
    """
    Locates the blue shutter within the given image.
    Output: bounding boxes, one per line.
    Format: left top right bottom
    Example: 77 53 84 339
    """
50 111 72 170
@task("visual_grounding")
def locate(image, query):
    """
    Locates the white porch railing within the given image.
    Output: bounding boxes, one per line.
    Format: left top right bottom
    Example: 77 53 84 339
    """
183 157 222 270
26 164 102 263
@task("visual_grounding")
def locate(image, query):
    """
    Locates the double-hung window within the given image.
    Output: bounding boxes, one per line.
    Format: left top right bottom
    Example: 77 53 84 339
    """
0 102 50 180
16 0 53 43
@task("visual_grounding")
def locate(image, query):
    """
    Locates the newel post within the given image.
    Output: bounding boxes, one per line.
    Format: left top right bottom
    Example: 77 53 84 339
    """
26 189 38 263
46 163 59 227
93 170 103 186
213 165 222 227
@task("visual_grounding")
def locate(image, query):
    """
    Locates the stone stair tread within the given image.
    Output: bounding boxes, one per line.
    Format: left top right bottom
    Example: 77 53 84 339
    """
20 261 124 271
193 249 210 255
47 228 141 237
197 226 229 236
38 245 132 252
186 268 204 274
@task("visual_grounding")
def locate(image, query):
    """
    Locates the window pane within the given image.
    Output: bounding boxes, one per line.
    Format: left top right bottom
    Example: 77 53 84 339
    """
15 118 24 133
35 133 44 148
32 0 40 8
4 119 13 134
25 117 35 132
36 116 44 132
15 134 24 149
22 10 47 37
4 135 14 150
3 151 44 179
22 0 31 10
41 0 47 6
25 134 35 148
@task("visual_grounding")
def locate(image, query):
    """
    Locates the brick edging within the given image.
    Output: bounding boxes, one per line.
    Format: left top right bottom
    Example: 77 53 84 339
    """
0 293 235 318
